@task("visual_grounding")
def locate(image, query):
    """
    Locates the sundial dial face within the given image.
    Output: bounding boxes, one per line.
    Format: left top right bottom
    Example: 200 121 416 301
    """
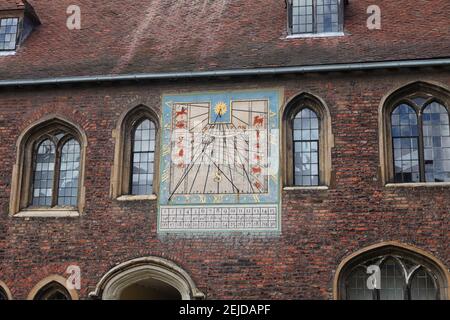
159 90 281 233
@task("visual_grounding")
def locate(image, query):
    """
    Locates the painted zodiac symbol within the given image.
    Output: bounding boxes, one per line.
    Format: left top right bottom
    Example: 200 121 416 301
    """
253 116 264 127
176 107 188 118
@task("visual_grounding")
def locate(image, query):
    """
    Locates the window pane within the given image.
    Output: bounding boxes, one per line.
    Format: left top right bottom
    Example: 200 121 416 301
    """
423 102 450 182
391 104 420 183
293 108 319 186
131 119 156 195
346 267 374 300
379 258 405 300
0 18 18 51
292 0 314 34
410 268 438 300
58 139 81 207
291 0 340 34
316 0 340 33
32 139 56 206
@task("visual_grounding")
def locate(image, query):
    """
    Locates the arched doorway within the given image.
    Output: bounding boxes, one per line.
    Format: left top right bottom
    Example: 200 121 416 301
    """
90 257 205 300
119 278 181 300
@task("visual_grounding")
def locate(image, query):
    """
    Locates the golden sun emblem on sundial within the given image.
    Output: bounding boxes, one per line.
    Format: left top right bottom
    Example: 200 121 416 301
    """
214 102 227 116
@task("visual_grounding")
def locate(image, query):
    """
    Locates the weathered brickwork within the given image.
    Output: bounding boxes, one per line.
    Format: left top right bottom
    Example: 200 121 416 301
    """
0 69 448 299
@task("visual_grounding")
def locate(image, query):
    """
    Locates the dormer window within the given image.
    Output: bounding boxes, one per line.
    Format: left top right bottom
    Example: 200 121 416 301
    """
0 18 19 51
0 0 40 53
288 0 344 36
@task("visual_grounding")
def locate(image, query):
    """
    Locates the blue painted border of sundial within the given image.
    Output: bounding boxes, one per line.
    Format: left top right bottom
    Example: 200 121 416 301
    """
158 89 282 233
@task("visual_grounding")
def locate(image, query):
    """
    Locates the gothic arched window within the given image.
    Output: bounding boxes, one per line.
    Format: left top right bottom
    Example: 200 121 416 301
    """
31 135 81 207
130 118 157 195
391 100 450 183
283 93 333 187
10 117 86 215
338 245 446 300
111 105 159 199
381 82 450 185
33 282 72 300
293 108 320 186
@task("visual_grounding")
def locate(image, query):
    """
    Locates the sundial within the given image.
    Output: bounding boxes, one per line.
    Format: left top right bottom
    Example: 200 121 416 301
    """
158 90 281 232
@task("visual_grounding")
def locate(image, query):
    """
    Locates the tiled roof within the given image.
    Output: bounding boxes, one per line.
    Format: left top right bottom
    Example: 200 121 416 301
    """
0 0 24 10
0 0 449 80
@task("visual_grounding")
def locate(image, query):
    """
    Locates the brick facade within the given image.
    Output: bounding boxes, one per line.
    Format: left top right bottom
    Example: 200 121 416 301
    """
0 68 448 299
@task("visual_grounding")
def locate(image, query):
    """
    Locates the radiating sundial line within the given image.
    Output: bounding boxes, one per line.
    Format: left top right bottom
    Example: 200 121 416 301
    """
202 151 240 193
168 112 221 200
168 137 214 200
189 111 210 121
232 143 266 194
233 137 255 194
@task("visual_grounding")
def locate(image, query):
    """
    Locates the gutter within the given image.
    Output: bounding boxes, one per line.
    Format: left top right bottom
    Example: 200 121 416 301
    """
0 58 449 87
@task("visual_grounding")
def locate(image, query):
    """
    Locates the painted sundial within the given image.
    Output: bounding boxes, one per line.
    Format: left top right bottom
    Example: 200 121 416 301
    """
158 90 281 232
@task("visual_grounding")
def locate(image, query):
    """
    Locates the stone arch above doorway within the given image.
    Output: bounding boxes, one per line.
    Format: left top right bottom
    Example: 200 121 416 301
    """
89 256 205 300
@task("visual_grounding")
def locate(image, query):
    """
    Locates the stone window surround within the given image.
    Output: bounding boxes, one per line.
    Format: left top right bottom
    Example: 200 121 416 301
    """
333 241 450 300
27 275 78 300
282 92 334 188
9 115 87 217
378 81 450 186
110 104 160 201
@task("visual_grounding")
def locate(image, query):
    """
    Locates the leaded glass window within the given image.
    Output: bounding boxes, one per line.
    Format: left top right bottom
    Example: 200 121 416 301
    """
391 99 450 183
423 102 450 182
410 268 438 300
32 139 56 206
392 104 420 183
343 254 442 300
379 258 405 300
0 18 19 51
289 0 342 35
31 133 81 208
345 267 373 300
58 139 81 206
131 119 156 195
293 108 319 186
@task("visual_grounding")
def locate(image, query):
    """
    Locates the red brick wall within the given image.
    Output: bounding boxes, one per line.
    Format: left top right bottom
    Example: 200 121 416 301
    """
0 69 449 299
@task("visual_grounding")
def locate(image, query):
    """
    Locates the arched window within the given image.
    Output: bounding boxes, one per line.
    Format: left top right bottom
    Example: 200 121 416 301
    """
33 282 72 300
283 93 333 187
130 119 156 195
293 108 320 186
27 275 78 300
10 117 86 215
391 101 450 183
337 243 447 300
31 135 81 208
111 105 159 199
381 82 450 184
